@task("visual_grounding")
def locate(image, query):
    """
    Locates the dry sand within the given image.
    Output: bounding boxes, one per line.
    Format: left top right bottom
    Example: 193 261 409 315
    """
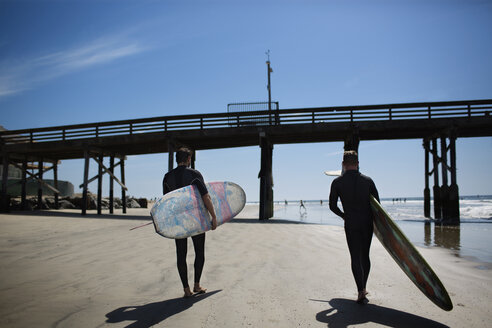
0 205 491 327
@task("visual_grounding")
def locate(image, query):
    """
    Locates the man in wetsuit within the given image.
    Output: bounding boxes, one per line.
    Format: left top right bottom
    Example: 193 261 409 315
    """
329 150 380 303
163 147 217 298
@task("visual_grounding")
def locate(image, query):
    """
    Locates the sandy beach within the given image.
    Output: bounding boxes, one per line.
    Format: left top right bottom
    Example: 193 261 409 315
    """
1 205 491 327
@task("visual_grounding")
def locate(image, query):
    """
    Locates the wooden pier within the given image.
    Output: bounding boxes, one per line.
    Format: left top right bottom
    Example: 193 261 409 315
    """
1 99 491 223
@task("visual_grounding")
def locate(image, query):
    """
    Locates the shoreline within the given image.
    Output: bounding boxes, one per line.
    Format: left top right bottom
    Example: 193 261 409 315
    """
4 203 492 266
272 201 492 265
1 205 491 327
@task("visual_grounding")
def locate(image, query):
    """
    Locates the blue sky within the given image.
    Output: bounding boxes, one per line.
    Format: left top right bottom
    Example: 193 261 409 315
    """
1 0 491 200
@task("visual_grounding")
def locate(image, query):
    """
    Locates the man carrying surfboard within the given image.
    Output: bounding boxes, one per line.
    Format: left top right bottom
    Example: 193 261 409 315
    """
163 147 217 298
329 150 380 303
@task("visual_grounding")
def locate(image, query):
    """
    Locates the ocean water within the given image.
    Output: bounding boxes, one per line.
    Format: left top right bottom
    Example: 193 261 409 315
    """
269 196 492 265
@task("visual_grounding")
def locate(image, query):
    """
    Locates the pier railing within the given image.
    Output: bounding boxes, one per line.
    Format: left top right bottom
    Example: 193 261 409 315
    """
1 99 491 145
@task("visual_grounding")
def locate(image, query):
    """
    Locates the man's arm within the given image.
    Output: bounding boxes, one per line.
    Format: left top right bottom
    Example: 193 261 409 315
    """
190 172 218 230
370 180 380 203
202 193 217 230
163 172 174 195
329 181 345 219
163 179 170 195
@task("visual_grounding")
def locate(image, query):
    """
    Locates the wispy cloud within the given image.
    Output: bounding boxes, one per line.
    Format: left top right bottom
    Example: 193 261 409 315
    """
324 150 345 157
323 140 389 158
0 35 147 98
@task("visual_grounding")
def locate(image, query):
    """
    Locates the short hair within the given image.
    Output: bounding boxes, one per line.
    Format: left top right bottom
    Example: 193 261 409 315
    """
176 147 192 164
343 150 358 165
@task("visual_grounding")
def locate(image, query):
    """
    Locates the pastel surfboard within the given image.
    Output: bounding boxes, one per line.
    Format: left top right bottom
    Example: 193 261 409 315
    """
325 170 453 311
150 181 246 239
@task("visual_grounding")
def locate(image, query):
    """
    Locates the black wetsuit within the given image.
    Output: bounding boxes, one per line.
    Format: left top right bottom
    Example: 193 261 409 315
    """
163 165 209 289
329 170 380 292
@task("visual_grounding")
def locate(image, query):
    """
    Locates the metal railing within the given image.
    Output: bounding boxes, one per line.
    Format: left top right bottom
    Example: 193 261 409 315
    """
227 101 280 126
1 99 491 145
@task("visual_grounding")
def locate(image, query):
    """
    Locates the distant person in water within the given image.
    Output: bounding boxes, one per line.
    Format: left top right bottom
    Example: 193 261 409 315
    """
329 150 380 303
163 147 217 298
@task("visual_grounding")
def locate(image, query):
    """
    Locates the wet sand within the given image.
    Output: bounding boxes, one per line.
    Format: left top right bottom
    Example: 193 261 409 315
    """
0 205 491 327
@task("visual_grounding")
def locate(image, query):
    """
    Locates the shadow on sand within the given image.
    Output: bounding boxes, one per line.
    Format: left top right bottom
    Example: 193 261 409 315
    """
312 298 448 328
4 210 150 221
229 218 309 225
105 290 221 327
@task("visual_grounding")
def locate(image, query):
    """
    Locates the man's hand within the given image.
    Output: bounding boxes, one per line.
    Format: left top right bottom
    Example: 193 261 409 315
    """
202 193 218 230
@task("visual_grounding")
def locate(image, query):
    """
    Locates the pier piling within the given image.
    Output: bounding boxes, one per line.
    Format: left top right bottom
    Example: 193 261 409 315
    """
424 135 460 224
37 159 43 210
109 156 114 214
54 160 59 209
82 150 89 215
449 135 460 222
440 137 450 221
167 142 175 173
344 134 360 153
423 139 431 218
97 154 103 215
259 136 274 220
21 158 27 210
431 139 442 220
121 158 126 214
1 153 8 212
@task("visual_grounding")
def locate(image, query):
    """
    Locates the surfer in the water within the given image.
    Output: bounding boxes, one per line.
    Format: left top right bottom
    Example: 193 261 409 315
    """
329 150 380 303
163 147 217 298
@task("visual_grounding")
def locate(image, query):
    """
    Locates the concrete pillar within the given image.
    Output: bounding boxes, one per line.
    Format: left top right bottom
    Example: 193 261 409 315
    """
431 139 441 219
109 156 114 214
54 160 59 209
344 134 360 153
423 139 431 218
82 150 90 215
440 137 450 221
449 136 460 223
168 142 174 172
121 158 126 214
37 158 43 210
21 158 27 210
344 134 360 172
259 136 274 220
191 150 196 170
97 154 103 215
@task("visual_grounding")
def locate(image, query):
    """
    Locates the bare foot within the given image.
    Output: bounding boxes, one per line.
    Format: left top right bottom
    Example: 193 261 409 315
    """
183 287 193 298
193 284 207 294
356 290 368 303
